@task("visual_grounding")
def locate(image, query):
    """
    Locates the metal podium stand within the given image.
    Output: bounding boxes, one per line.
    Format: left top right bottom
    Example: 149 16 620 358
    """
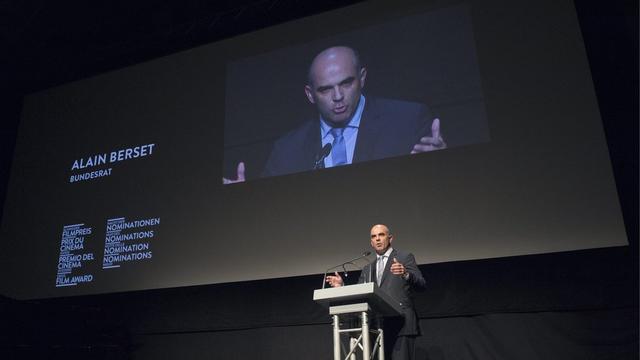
313 282 402 360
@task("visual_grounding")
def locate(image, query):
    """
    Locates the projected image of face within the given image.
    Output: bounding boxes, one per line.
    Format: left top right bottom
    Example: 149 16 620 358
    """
304 46 367 126
223 11 493 184
370 224 393 255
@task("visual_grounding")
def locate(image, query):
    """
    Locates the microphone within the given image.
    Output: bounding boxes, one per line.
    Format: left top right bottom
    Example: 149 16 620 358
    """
322 251 372 289
314 143 332 170
343 251 371 268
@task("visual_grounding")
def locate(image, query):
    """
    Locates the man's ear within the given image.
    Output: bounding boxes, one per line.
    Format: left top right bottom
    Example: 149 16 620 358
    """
388 234 393 243
304 85 315 104
359 67 367 88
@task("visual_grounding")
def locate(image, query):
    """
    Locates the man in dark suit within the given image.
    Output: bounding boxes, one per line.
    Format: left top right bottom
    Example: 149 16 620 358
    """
223 46 445 183
325 224 426 360
262 96 439 177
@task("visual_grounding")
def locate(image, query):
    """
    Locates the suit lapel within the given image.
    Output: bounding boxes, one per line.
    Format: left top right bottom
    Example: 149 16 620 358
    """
379 249 397 286
353 97 381 163
371 261 377 284
303 120 322 168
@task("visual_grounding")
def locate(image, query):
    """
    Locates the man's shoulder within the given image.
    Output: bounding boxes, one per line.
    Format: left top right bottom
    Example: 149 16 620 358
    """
366 96 431 119
370 96 427 108
362 96 433 136
391 248 415 260
272 119 317 147
262 119 319 177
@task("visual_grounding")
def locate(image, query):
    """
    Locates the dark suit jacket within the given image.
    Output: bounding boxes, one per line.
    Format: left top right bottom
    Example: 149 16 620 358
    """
358 248 426 336
262 97 433 177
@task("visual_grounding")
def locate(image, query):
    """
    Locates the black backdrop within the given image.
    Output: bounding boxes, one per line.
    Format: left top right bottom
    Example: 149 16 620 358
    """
0 0 637 359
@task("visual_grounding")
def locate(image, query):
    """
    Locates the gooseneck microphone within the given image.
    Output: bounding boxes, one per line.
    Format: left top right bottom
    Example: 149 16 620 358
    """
322 251 372 289
314 143 332 170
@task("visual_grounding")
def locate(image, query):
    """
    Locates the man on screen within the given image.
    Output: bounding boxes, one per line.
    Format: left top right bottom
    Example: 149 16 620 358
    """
223 46 445 183
325 224 426 360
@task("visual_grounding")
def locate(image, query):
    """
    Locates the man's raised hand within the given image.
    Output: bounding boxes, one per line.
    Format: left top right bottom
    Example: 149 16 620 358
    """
222 162 246 184
411 118 447 153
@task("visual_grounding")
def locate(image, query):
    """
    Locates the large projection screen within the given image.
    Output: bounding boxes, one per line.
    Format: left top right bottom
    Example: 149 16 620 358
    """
0 0 627 299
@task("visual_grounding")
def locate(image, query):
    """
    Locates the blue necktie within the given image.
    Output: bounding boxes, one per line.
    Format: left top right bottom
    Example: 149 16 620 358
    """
330 127 347 166
377 256 386 285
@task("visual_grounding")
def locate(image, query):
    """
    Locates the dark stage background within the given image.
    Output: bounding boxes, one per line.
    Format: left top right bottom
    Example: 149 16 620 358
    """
0 0 637 359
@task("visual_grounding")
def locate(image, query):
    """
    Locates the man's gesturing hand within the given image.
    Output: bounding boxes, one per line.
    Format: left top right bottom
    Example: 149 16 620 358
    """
411 118 447 153
325 272 344 287
222 162 246 184
390 257 406 275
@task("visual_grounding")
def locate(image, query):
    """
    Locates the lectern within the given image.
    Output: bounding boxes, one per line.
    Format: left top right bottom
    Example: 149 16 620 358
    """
313 282 402 360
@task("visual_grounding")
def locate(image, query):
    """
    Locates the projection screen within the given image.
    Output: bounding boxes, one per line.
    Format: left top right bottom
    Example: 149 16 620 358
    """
0 0 627 299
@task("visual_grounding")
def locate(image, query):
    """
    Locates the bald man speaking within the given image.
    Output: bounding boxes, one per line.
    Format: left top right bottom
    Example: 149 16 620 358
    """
223 46 445 183
326 224 426 360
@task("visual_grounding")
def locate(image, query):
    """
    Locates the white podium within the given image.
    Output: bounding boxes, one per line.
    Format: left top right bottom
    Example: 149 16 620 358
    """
313 282 402 360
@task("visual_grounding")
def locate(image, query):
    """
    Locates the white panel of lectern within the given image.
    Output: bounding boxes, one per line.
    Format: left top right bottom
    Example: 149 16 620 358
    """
313 282 402 317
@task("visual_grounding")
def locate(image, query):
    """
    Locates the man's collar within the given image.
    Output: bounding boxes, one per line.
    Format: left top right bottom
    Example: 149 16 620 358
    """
377 247 393 258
